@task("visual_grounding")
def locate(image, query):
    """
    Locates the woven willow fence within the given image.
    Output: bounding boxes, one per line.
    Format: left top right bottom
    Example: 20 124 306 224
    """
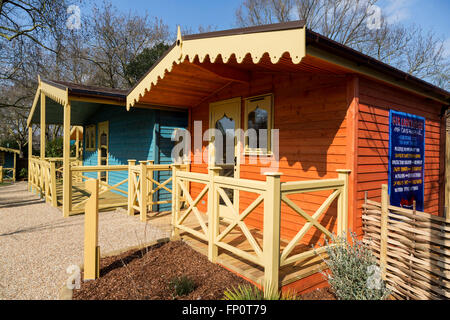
362 185 450 300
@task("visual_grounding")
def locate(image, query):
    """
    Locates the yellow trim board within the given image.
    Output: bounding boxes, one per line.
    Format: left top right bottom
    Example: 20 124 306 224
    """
27 87 42 127
0 147 20 154
127 26 306 109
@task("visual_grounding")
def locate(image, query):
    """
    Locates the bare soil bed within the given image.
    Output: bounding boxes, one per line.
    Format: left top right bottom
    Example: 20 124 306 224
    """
73 240 336 300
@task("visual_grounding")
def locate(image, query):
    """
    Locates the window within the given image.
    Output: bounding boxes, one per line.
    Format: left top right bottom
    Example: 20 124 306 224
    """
85 125 96 151
244 94 273 155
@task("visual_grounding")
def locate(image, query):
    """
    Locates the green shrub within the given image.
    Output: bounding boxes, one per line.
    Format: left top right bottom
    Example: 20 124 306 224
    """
320 232 390 300
169 276 196 297
223 284 298 300
19 168 27 178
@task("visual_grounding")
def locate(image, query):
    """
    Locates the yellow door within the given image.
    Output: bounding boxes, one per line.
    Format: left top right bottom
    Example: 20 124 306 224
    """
97 121 109 183
209 97 241 219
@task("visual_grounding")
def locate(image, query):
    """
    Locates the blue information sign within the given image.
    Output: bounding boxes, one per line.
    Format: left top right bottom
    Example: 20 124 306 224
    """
388 110 425 211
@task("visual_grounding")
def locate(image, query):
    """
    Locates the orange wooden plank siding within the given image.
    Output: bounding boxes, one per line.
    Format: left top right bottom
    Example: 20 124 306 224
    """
189 72 349 245
355 77 445 235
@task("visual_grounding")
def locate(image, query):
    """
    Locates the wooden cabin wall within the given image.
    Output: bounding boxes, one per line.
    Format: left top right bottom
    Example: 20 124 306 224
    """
3 152 15 168
83 105 187 208
356 77 445 234
190 72 349 244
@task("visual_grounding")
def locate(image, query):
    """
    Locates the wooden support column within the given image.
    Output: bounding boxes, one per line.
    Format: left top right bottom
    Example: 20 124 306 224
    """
75 127 80 159
127 159 136 216
337 169 351 237
345 75 359 235
0 166 3 183
40 92 46 159
28 126 33 191
263 172 282 296
13 153 16 182
171 164 181 240
50 160 57 207
380 184 389 280
84 178 100 280
147 160 154 213
139 161 148 222
207 166 220 262
63 102 72 218
446 128 449 221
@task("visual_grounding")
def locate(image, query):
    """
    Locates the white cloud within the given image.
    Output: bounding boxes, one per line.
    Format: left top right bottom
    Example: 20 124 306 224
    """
383 0 414 24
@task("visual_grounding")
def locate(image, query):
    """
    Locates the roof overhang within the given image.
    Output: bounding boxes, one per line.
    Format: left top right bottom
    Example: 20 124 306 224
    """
126 21 449 109
27 78 127 127
0 147 20 154
127 20 307 109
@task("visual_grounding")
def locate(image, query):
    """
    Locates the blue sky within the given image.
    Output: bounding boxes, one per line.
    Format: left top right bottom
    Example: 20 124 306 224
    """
103 0 449 55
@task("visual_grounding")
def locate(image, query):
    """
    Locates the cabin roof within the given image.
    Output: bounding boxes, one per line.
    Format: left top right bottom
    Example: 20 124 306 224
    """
42 79 127 100
127 20 450 109
27 78 126 127
0 147 20 154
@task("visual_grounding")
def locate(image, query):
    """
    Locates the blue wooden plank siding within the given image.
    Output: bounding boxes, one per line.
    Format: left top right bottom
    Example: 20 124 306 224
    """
82 105 188 209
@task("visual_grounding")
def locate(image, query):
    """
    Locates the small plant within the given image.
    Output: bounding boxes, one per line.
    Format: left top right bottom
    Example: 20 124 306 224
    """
19 168 27 178
319 231 390 300
223 283 298 300
169 275 196 297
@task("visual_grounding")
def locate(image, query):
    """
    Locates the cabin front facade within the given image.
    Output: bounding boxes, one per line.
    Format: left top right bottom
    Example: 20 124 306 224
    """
24 21 449 295
126 21 450 292
26 78 187 214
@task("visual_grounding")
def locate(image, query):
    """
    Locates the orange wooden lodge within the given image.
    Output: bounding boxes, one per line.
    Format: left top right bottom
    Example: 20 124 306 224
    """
30 20 450 295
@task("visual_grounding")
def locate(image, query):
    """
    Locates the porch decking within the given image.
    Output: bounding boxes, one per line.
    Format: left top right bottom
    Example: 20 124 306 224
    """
54 180 127 214
145 211 328 287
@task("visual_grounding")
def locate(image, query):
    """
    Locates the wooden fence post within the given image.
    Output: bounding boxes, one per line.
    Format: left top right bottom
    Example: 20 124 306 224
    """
28 126 32 191
50 160 57 207
62 102 71 218
147 160 154 213
139 161 148 222
263 172 282 296
337 169 351 237
84 179 100 280
446 129 449 221
44 163 50 204
127 160 136 216
171 164 181 239
208 166 220 263
0 166 3 183
380 184 389 280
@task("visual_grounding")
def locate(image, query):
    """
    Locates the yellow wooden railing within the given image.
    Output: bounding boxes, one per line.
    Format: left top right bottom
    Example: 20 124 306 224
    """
29 156 81 206
67 161 177 216
128 160 187 222
29 157 58 206
0 166 15 183
172 165 350 291
69 164 129 214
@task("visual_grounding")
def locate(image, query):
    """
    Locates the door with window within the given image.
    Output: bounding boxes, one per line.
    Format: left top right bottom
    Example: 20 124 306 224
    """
97 121 109 182
209 97 241 219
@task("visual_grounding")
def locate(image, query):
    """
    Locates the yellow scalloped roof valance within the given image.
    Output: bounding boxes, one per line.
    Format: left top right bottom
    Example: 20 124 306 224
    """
126 22 306 109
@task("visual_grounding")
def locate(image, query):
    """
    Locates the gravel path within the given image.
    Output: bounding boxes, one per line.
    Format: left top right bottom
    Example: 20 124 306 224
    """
0 182 170 300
